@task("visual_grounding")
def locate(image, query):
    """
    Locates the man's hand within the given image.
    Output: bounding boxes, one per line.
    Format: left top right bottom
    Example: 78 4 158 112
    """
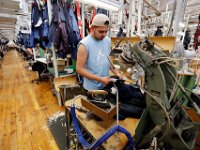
100 77 112 85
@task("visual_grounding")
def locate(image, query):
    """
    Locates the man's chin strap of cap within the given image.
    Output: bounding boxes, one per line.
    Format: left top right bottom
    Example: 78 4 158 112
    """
70 105 134 150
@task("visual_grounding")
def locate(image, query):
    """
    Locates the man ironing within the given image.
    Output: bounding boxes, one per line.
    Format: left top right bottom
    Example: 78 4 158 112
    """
76 14 122 90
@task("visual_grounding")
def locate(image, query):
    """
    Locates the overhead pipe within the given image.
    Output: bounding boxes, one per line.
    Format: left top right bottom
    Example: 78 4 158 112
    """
137 0 143 36
143 0 161 16
131 0 136 36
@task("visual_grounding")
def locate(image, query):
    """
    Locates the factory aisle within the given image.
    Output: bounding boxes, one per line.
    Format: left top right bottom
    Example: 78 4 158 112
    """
0 49 64 150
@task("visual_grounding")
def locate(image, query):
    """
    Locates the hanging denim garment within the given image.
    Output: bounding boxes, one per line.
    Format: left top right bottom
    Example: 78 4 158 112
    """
59 6 66 22
54 22 69 54
51 1 60 23
42 4 48 21
63 6 81 60
63 6 73 44
69 45 77 60
41 4 49 41
32 1 43 27
41 20 49 40
48 22 57 43
48 1 60 43
23 34 31 48
28 33 34 48
67 7 81 45
32 27 40 40
42 40 52 49
17 31 23 45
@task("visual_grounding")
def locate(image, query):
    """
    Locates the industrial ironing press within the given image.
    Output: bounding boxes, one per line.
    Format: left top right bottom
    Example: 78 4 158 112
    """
120 38 200 150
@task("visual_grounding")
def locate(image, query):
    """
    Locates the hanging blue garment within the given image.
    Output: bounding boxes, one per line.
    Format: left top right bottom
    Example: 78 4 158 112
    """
64 7 81 45
42 20 49 40
17 31 23 45
69 45 77 60
32 27 40 39
32 1 43 27
42 40 52 49
68 7 81 45
23 34 31 48
54 21 69 55
42 4 48 21
28 33 34 48
59 6 66 22
51 1 60 23
48 22 57 43
47 1 60 43
63 7 73 43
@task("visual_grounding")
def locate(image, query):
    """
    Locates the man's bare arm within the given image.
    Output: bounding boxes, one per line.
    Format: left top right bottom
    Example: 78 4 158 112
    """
76 44 111 85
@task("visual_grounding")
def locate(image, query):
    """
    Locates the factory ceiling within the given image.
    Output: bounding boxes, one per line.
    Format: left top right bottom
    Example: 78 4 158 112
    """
0 0 199 40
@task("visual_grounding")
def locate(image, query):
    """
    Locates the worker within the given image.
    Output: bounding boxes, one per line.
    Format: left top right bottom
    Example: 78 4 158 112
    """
76 14 122 90
117 27 126 37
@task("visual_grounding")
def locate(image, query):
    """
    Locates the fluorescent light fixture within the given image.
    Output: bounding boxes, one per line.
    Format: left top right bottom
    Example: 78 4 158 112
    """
177 31 184 36
179 22 185 27
78 0 121 11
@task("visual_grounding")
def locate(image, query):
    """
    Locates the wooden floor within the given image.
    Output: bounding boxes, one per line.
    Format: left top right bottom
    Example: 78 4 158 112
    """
0 50 64 150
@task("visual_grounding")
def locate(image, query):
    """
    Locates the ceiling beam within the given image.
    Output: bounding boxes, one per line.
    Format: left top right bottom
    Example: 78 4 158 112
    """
0 24 16 28
0 17 16 24
0 7 17 14
0 22 16 25
0 1 20 10
0 13 17 19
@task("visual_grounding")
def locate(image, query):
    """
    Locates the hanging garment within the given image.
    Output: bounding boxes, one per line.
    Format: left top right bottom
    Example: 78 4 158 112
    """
41 20 49 40
54 22 69 55
35 17 43 27
28 33 34 48
48 1 60 43
194 19 200 50
65 7 81 45
42 2 48 21
75 1 83 38
31 1 49 48
23 34 32 49
51 1 60 23
31 2 42 27
68 45 77 60
48 22 57 43
17 31 23 45
32 27 40 40
58 6 66 22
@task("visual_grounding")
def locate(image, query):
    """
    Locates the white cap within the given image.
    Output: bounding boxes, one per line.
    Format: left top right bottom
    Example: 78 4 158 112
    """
91 14 110 26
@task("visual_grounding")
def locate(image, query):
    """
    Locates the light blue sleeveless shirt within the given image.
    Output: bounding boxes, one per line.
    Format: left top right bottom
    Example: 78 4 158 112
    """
78 35 111 90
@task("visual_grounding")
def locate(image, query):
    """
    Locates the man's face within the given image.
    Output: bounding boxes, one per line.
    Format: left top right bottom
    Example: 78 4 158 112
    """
93 26 109 40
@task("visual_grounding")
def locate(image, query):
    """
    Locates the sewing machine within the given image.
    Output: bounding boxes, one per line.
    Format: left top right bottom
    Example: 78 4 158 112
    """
120 39 200 149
